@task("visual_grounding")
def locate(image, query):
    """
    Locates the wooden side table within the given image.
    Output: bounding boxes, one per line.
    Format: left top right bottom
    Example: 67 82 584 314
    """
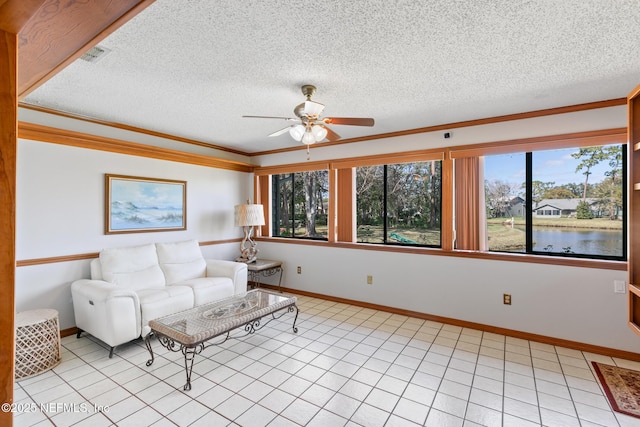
247 259 283 292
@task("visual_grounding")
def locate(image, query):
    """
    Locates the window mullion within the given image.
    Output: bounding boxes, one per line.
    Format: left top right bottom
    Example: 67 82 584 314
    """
525 152 533 253
291 173 297 237
383 165 388 244
271 175 278 236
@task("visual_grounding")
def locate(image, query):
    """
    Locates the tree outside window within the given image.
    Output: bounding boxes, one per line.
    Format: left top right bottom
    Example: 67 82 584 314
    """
272 171 328 239
356 161 442 246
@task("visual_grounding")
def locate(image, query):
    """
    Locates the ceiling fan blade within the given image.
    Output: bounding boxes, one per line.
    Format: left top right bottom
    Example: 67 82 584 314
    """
323 117 374 126
243 115 300 122
268 126 293 137
323 125 341 142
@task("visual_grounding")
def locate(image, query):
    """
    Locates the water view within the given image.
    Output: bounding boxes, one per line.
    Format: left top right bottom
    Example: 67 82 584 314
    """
531 227 623 257
490 223 625 257
484 144 625 259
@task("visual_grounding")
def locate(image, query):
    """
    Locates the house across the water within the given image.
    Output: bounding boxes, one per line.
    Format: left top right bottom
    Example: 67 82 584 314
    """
533 198 597 218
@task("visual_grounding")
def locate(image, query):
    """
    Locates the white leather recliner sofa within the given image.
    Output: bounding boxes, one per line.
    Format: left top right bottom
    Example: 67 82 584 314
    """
71 239 247 357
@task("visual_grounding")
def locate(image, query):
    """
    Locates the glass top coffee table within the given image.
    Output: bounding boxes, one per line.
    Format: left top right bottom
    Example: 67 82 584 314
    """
144 289 298 390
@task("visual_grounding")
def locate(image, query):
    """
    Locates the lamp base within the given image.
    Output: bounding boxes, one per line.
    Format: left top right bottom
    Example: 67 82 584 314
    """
235 255 257 264
237 226 259 264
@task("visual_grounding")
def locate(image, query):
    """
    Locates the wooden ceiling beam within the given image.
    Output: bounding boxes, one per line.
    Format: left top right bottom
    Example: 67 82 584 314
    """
0 0 46 33
17 0 155 98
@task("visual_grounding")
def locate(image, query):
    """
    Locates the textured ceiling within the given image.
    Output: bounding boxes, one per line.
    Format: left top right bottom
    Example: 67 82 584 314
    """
21 0 640 154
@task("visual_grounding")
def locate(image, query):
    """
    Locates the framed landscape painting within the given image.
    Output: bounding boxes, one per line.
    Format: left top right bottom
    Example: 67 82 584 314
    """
105 174 187 234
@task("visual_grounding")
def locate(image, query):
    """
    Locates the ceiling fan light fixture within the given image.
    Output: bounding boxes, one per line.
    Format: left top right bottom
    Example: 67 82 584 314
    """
301 130 316 146
311 125 327 141
289 124 305 141
243 84 373 157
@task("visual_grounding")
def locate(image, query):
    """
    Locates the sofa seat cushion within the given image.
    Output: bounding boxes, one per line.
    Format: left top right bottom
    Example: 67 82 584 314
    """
156 240 207 284
137 285 194 331
170 277 234 306
100 243 165 291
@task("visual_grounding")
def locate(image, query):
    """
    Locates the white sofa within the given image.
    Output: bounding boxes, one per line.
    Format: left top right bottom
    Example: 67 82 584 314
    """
71 239 247 357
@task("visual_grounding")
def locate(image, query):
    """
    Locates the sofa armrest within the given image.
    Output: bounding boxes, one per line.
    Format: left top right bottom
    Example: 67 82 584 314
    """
205 260 248 295
71 279 142 347
71 279 138 302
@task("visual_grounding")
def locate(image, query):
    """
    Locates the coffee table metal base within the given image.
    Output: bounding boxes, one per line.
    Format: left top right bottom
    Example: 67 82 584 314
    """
145 302 298 391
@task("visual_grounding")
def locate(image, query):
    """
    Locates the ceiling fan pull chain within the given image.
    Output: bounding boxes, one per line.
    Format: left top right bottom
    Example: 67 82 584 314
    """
306 144 310 161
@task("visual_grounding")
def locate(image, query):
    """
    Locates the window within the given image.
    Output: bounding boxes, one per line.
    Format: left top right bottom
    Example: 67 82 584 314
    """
483 152 526 252
355 161 442 247
259 129 625 265
272 171 328 239
482 143 626 260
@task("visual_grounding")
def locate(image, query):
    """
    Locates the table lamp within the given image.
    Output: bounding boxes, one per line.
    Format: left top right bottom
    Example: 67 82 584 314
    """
234 202 265 263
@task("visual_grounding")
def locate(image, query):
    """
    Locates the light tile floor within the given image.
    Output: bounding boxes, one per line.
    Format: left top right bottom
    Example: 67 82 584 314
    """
12 293 640 427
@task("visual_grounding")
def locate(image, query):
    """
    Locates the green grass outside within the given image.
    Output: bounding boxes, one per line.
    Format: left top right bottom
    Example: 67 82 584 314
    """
487 223 526 251
357 226 440 245
487 216 623 229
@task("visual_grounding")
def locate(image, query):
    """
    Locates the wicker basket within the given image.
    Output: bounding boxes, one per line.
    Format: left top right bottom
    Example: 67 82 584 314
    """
15 309 61 380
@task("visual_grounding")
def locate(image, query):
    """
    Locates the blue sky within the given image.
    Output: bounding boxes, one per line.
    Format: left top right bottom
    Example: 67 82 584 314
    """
484 146 621 188
111 179 184 208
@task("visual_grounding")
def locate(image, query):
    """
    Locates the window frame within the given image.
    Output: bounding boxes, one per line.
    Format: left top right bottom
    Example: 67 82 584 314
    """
525 148 627 261
453 133 628 261
271 170 330 241
354 161 443 248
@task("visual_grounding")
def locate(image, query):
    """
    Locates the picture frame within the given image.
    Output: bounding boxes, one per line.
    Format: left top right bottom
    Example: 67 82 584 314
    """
105 174 187 234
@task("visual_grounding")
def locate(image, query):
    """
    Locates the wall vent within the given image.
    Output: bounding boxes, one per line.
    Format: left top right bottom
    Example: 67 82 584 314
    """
80 46 111 63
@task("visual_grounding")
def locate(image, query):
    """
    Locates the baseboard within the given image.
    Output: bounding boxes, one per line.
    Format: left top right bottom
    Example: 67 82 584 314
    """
60 327 78 338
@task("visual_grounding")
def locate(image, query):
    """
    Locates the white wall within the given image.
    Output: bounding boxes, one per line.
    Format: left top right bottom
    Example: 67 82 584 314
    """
257 241 638 353
15 138 251 329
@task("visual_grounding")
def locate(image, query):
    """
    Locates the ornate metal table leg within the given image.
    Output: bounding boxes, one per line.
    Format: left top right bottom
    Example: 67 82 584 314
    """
144 334 155 367
249 270 257 289
290 304 299 333
182 344 204 391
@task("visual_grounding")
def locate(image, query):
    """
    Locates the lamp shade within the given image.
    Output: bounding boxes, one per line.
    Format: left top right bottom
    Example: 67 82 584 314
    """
311 125 327 141
234 204 265 227
301 130 316 146
289 125 305 141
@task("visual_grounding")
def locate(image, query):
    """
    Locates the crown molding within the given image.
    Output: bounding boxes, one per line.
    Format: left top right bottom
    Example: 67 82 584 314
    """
18 121 254 172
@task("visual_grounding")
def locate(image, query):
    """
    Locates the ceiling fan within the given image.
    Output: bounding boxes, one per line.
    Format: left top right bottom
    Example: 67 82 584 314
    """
243 85 375 148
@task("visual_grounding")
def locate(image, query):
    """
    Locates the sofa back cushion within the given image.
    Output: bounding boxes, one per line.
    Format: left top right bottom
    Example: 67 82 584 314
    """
156 239 206 285
99 243 165 290
90 258 103 280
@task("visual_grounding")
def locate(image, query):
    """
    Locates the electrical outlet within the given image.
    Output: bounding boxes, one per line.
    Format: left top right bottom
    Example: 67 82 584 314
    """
503 293 512 305
614 280 626 293
367 275 373 285
297 266 301 274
